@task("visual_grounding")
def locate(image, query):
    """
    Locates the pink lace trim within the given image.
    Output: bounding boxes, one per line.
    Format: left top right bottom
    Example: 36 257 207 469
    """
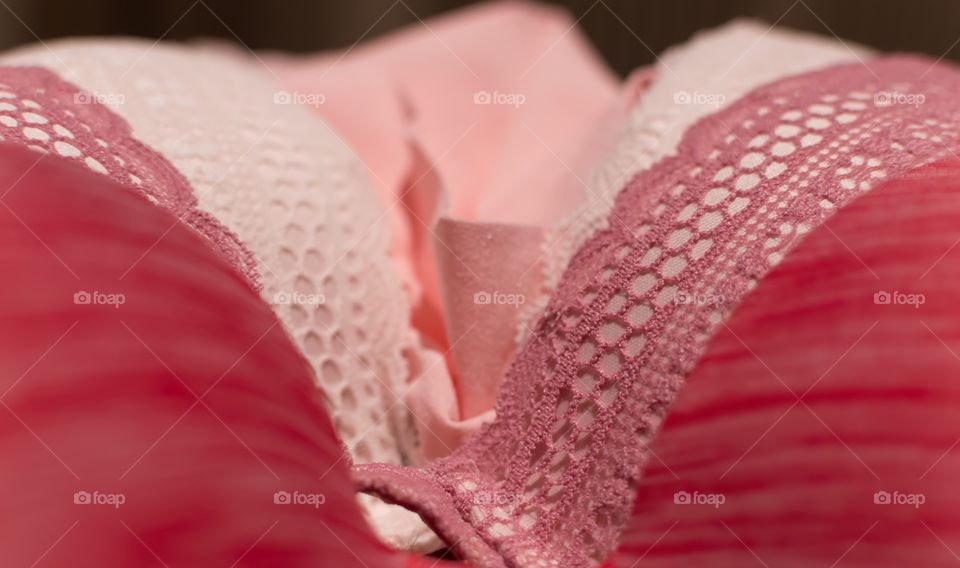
356 56 960 567
0 66 260 288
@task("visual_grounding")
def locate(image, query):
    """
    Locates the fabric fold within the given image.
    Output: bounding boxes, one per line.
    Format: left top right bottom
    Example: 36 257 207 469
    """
263 0 629 468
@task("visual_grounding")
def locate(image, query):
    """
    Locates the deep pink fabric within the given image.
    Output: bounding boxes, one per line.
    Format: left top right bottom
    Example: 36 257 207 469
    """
0 143 445 567
606 157 960 567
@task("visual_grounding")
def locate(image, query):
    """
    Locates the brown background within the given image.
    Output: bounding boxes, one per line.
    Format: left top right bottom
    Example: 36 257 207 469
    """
1 0 957 75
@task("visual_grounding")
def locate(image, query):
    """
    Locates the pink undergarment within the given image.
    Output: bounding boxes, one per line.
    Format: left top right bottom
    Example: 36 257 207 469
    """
354 56 960 567
3 50 960 568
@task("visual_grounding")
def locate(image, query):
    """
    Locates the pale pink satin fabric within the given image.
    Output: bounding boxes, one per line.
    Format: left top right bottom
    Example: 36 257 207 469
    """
265 1 643 460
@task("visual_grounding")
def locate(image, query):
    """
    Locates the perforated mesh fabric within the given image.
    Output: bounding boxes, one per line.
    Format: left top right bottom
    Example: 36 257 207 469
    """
0 40 423 542
356 56 960 567
517 20 871 347
0 65 257 283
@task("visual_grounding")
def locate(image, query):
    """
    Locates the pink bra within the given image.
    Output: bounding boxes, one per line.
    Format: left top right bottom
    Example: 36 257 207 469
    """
0 17 960 568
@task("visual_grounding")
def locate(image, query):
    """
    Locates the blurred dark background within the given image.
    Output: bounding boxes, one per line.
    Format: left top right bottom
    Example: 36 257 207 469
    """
1 0 957 75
